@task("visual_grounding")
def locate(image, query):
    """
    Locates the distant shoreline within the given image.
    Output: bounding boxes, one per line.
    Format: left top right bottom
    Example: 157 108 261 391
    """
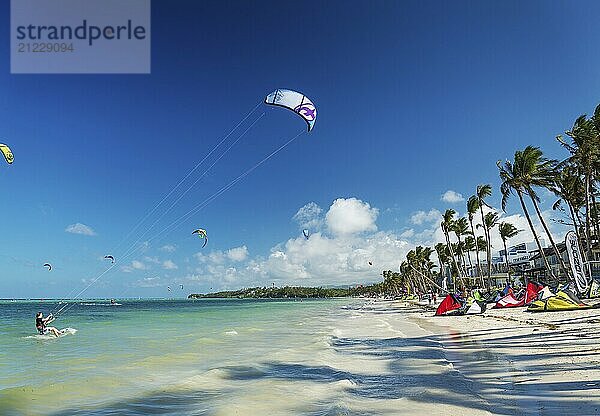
187 285 373 299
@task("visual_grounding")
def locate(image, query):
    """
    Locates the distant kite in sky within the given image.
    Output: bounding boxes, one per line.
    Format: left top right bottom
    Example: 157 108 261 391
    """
192 228 208 248
264 89 316 132
104 255 115 264
368 261 373 266
303 229 310 240
0 144 14 165
43 263 52 271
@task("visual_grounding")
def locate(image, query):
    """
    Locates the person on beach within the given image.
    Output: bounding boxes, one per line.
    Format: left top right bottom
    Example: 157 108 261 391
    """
35 312 61 337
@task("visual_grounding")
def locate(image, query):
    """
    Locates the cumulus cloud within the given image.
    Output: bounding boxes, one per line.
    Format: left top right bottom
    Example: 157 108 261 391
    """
65 223 96 236
191 235 404 288
178 197 570 292
326 198 378 236
159 245 176 253
187 201 407 289
293 202 324 230
226 246 249 262
410 209 441 225
163 260 178 270
441 190 465 204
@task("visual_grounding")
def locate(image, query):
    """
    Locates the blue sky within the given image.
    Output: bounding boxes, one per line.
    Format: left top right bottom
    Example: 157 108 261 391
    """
1 0 599 298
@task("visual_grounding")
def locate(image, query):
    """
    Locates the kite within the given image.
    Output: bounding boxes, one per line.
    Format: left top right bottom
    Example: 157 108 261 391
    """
0 144 14 165
43 263 52 271
264 89 316 132
303 229 310 240
104 255 115 264
192 228 208 248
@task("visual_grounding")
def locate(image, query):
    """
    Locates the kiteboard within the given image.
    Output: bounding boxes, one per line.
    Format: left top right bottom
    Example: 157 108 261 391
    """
25 328 77 340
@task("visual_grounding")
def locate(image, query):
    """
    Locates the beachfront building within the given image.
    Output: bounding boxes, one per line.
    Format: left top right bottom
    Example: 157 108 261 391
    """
525 243 568 282
499 241 544 266
461 240 548 287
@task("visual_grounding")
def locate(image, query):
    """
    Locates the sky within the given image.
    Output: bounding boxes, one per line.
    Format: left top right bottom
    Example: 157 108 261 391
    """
1 0 599 298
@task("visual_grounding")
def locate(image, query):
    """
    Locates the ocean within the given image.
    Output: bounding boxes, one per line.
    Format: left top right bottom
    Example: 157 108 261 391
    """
0 298 489 416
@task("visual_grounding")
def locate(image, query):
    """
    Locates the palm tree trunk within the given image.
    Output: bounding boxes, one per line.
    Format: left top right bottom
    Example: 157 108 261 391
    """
478 205 492 286
469 219 485 287
502 238 510 279
465 250 473 277
584 175 593 260
443 226 464 287
529 194 569 281
518 191 556 282
455 235 469 279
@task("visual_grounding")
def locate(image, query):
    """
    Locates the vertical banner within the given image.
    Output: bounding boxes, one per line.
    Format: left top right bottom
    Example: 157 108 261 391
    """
565 230 588 294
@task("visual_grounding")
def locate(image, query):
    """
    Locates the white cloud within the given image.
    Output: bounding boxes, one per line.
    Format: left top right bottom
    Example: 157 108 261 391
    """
134 277 162 288
410 209 441 225
65 223 96 236
227 246 249 262
143 256 161 264
132 260 146 270
326 198 378 236
163 260 178 270
293 202 324 230
175 198 570 292
441 190 465 204
400 229 415 238
121 260 148 273
159 245 176 253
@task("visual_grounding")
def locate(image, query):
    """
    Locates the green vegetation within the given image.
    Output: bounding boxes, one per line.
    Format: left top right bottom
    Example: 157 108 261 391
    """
385 103 600 295
188 285 381 299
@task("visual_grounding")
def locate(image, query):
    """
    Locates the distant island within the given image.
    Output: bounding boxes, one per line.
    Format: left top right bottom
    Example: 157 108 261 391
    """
188 285 378 299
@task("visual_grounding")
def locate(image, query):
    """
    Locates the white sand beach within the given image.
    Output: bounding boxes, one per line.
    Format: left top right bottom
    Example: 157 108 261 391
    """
398 300 600 415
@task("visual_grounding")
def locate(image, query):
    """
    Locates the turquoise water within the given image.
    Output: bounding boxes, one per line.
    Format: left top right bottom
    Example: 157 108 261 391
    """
0 298 369 415
0 299 480 416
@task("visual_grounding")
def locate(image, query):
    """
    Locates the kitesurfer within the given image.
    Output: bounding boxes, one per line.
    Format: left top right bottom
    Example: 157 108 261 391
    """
35 312 61 337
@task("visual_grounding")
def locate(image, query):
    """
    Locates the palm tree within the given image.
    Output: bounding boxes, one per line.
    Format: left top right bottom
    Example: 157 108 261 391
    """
434 242 449 288
551 164 587 257
498 222 520 273
557 106 600 258
467 195 483 279
476 184 493 283
476 236 487 255
514 146 568 279
478 212 499 276
498 153 556 282
463 235 476 275
441 209 464 287
452 217 470 267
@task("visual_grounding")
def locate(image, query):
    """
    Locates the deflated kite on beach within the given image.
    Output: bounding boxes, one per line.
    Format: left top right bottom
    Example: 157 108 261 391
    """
494 282 543 308
528 289 591 312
